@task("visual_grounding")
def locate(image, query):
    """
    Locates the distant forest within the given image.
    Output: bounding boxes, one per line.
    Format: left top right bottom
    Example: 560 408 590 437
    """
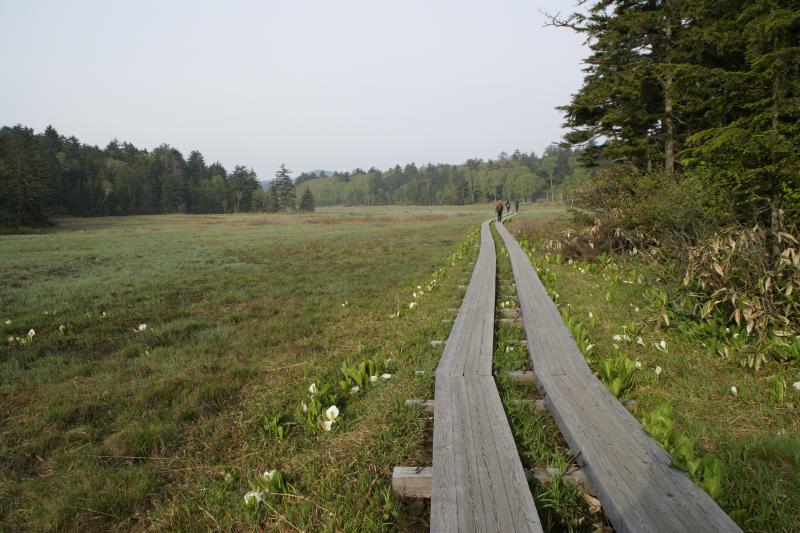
0 124 588 227
0 125 275 227
295 146 589 207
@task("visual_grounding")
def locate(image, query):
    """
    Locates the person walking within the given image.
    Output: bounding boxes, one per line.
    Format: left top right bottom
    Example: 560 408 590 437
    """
515 199 520 213
495 200 504 222
505 199 511 214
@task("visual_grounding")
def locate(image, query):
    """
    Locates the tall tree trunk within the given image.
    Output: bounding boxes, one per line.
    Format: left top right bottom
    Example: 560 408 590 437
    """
664 72 675 177
664 0 676 177
769 27 782 256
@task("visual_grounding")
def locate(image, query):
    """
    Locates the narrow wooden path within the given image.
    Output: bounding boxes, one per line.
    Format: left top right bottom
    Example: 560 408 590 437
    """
431 220 542 532
495 222 742 532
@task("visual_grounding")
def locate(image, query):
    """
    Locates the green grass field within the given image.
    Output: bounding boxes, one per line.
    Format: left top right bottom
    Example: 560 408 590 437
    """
6 204 790 532
0 205 569 531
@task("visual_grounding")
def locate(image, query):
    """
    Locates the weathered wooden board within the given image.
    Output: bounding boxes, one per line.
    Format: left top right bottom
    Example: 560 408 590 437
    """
393 466 433 498
436 221 497 377
431 220 542 533
506 370 538 385
496 222 742 533
393 466 594 499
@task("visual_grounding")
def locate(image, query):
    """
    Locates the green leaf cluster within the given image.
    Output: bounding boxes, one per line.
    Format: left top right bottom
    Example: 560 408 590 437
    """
598 354 637 398
338 358 389 389
642 404 727 500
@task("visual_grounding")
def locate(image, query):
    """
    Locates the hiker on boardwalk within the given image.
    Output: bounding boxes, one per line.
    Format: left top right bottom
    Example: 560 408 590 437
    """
515 199 520 213
505 199 511 214
495 200 504 222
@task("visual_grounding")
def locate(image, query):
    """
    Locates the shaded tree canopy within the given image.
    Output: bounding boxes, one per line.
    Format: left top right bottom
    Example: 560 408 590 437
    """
299 187 316 212
0 124 267 225
553 0 800 226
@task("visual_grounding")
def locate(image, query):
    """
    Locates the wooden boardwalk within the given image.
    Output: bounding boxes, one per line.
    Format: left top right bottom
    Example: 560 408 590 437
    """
495 222 742 533
431 220 542 532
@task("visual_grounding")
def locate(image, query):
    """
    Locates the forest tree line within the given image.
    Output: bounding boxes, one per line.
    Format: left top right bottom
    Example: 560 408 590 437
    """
295 145 589 207
0 123 588 227
554 0 800 231
0 125 308 227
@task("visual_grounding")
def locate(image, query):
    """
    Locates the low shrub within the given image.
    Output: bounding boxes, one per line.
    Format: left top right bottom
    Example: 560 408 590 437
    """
683 221 800 339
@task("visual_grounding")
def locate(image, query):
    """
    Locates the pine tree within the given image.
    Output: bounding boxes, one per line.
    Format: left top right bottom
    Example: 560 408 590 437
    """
685 0 800 227
299 187 316 212
273 164 296 211
553 1 670 171
267 181 279 212
0 125 53 227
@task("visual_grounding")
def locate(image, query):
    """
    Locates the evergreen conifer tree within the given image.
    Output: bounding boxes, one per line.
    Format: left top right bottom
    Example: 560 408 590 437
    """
0 125 53 227
267 181 279 212
299 187 316 212
273 164 296 211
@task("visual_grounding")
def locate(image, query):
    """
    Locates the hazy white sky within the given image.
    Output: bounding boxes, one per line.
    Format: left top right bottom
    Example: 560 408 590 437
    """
0 0 587 178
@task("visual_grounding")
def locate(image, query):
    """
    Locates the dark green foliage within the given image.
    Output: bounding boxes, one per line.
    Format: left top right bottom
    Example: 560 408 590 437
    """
574 167 735 245
0 125 265 226
227 166 260 212
271 164 296 211
298 187 316 212
267 182 279 213
555 0 800 228
0 125 53 227
0 124 593 221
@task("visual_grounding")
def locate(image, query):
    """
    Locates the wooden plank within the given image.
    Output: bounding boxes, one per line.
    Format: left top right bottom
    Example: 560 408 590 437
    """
509 399 547 411
431 371 458 532
431 220 543 532
437 221 496 378
403 399 542 416
452 373 489 532
405 399 435 413
506 370 537 385
476 376 542 532
527 467 596 496
495 222 741 533
393 465 595 500
393 466 433 498
468 374 514 532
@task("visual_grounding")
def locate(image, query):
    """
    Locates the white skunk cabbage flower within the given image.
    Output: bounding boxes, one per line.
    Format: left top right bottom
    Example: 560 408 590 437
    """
325 405 339 421
244 491 263 506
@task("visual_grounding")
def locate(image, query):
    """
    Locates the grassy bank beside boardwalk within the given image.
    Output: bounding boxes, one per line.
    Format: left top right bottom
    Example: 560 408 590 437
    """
508 215 800 533
0 205 564 530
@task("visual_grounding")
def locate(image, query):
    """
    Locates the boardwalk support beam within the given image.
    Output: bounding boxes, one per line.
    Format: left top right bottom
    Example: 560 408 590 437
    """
393 466 596 500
